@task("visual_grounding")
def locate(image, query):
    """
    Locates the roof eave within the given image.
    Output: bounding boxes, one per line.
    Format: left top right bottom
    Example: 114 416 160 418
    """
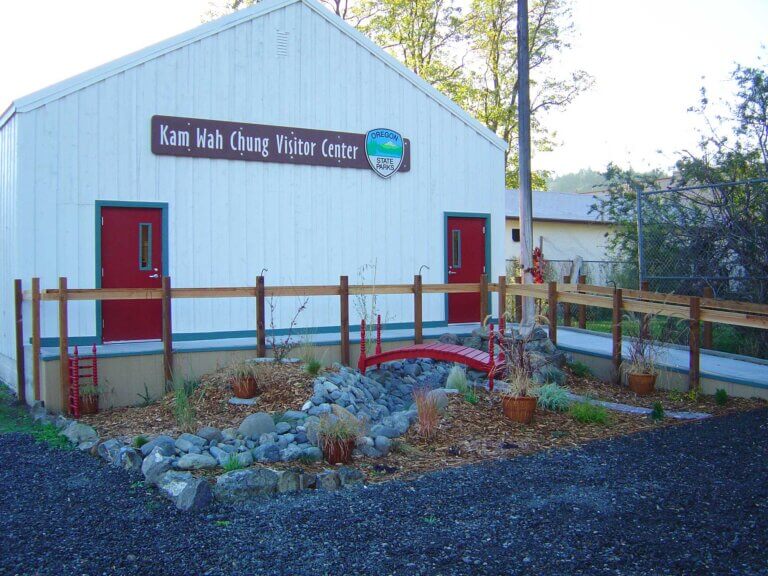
0 103 16 130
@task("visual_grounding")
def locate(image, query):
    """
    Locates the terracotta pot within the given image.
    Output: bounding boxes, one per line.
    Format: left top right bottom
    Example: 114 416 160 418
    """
502 395 537 424
628 372 657 396
322 438 356 465
79 394 99 415
232 376 258 399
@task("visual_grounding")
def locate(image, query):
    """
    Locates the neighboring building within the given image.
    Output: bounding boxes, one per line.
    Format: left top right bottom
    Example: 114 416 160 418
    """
0 0 506 408
505 189 613 277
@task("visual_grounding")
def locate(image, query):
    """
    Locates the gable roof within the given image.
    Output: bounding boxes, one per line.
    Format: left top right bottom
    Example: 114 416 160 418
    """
505 189 611 224
0 0 507 150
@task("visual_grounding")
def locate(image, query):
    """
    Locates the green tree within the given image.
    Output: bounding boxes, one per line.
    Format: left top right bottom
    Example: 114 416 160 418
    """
547 168 607 192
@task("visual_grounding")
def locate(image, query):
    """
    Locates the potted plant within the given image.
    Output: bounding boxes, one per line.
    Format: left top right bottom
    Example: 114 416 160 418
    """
229 363 258 399
624 325 659 396
318 414 362 465
79 384 100 415
499 337 538 424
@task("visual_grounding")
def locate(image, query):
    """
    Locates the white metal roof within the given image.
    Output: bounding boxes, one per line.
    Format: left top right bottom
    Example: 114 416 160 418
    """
505 189 610 223
0 0 507 151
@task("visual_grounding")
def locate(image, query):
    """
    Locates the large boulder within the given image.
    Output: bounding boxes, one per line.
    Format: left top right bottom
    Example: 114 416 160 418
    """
213 469 279 503
252 443 281 463
175 478 213 513
337 466 364 487
157 471 194 500
141 447 174 485
116 447 143 473
60 422 98 446
97 439 123 464
316 470 340 491
238 413 276 439
140 435 176 457
175 453 218 470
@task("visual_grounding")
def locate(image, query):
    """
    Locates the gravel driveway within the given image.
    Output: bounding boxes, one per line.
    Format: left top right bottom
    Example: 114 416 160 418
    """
2 409 767 576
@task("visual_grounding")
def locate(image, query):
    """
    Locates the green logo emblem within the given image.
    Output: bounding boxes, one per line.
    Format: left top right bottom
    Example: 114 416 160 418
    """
365 129 404 178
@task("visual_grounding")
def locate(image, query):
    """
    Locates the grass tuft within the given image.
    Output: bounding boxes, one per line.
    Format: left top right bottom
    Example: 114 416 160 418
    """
413 387 440 440
715 388 728 406
569 401 609 425
568 361 592 378
650 401 665 422
222 453 245 472
536 383 571 412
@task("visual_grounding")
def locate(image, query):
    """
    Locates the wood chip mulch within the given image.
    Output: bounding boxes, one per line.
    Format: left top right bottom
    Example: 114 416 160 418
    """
79 362 316 440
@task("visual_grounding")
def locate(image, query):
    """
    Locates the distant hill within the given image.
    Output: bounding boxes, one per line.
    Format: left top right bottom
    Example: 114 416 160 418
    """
546 169 607 193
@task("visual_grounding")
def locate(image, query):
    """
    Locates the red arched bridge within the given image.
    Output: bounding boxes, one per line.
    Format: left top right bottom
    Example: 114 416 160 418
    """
357 316 506 390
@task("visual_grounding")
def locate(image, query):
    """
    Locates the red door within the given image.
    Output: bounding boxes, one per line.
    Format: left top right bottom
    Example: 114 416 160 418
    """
101 206 163 342
447 217 486 323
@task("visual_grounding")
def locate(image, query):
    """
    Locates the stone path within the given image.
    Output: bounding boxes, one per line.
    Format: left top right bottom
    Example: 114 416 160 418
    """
565 392 711 420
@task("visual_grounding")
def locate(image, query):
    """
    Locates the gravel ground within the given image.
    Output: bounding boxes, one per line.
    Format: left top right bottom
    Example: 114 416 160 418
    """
2 410 768 576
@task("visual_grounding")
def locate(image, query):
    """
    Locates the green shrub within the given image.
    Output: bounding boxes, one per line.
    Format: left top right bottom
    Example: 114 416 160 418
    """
223 453 245 472
650 401 665 421
715 388 728 406
305 358 323 376
569 401 609 425
133 435 149 449
446 365 468 391
536 383 571 412
568 361 592 378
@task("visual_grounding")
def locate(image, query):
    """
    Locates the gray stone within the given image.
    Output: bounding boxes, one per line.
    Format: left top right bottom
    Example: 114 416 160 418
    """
117 447 143 473
359 445 382 458
374 436 392 455
77 440 99 452
276 469 302 493
533 364 566 385
259 432 278 445
278 433 295 447
337 466 365 487
238 412 276 439
221 428 238 441
97 439 123 464
228 396 258 406
316 470 340 491
301 400 313 411
175 433 207 453
187 445 203 455
403 363 422 378
294 431 308 444
141 447 174 485
141 435 176 457
175 478 213 513
283 410 307 421
308 403 332 416
252 443 281 463
157 471 194 500
305 417 320 447
301 446 323 462
30 401 48 422
274 421 292 435
281 445 304 462
52 415 70 429
196 426 223 443
463 336 484 351
60 422 99 445
175 453 218 471
214 469 279 503
233 450 254 467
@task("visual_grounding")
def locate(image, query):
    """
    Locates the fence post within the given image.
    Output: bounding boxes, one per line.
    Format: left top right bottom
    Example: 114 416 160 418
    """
612 288 622 385
578 274 587 329
256 276 266 358
31 277 41 402
14 279 26 404
689 296 701 391
563 274 572 326
514 275 522 324
640 280 650 340
479 274 488 323
340 276 350 365
547 281 558 345
497 275 507 331
702 287 713 349
162 276 173 384
58 277 69 414
413 275 423 344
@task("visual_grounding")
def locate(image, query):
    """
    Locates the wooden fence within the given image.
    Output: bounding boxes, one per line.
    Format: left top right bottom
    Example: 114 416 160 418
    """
13 275 768 410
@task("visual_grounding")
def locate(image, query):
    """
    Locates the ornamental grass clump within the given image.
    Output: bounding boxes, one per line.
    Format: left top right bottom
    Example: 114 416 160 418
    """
536 383 571 412
569 401 609 425
413 387 440 440
223 453 245 472
172 377 196 433
318 414 362 465
446 364 468 391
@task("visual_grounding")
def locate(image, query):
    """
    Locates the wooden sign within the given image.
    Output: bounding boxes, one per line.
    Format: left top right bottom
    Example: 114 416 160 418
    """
151 115 410 173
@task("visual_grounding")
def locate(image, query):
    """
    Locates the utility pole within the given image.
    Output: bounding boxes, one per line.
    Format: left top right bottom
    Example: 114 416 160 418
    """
517 0 534 334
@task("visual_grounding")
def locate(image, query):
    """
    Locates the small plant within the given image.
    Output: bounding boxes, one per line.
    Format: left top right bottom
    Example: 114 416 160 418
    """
650 401 665 422
446 364 468 390
568 361 592 378
667 389 684 402
569 401 609 425
685 387 700 402
229 362 259 399
463 385 479 405
422 515 439 525
79 384 100 398
223 453 245 472
305 358 323 376
536 383 571 412
715 388 728 406
214 520 231 527
390 439 417 455
137 383 153 406
267 295 309 362
318 414 363 464
172 377 196 433
133 435 149 449
413 387 440 440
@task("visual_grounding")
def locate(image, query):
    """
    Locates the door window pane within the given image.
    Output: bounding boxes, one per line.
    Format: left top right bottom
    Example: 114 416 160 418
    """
451 229 461 268
139 223 152 270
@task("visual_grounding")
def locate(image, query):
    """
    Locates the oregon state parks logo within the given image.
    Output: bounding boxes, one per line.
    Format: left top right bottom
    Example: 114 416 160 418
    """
365 128 404 178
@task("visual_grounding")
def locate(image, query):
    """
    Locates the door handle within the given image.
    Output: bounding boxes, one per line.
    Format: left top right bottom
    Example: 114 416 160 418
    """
448 271 458 275
149 273 160 278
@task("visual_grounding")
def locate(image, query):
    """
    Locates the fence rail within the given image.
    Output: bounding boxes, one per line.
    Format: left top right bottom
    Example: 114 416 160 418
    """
13 275 768 413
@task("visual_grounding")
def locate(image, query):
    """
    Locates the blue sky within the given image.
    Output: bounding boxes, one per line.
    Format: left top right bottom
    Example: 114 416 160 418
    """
2 0 765 176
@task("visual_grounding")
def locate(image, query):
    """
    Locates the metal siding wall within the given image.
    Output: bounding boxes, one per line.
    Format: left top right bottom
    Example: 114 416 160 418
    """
16 2 505 344
0 116 18 383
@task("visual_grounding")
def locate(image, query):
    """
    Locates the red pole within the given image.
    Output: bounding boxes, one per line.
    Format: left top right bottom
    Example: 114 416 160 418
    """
357 319 367 374
375 314 382 355
71 346 80 419
92 344 99 388
488 323 495 392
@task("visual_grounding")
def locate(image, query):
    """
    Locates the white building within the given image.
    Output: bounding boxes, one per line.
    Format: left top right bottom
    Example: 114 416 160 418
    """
505 189 614 280
0 0 506 408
